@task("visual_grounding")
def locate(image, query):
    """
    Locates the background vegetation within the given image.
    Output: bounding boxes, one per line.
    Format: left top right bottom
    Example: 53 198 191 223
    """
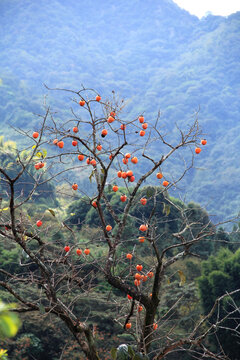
0 0 240 222
0 0 240 358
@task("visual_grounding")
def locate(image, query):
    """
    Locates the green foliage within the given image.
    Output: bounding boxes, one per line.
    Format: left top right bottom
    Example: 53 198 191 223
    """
66 186 214 257
198 248 240 358
13 333 43 359
0 349 8 360
0 301 20 339
0 245 20 275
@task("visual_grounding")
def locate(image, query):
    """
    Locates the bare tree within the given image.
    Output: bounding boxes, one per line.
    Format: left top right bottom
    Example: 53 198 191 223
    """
0 86 239 359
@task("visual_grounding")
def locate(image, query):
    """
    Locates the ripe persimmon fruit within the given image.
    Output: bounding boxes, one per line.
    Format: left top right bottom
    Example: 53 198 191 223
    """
142 123 148 130
162 180 169 187
127 294 132 300
156 172 163 179
78 154 84 161
84 248 90 255
121 124 126 130
131 157 138 164
138 305 143 312
53 139 58 145
107 116 115 123
147 272 154 278
139 236 145 243
125 153 131 159
136 264 143 272
76 249 82 255
33 131 39 139
140 198 147 205
90 159 96 166
195 147 201 154
125 323 131 329
120 195 127 202
101 129 108 137
79 100 85 106
106 225 112 232
96 144 102 151
117 171 122 178
139 224 147 232
153 323 158 330
57 141 64 148
135 273 142 280
36 220 42 227
72 140 78 146
134 279 141 286
72 183 78 191
139 115 144 123
112 185 118 192
201 139 207 145
64 245 70 252
110 111 116 117
126 253 133 260
126 170 133 177
73 127 79 133
121 172 127 179
139 130 145 137
92 201 97 208
96 95 101 102
122 158 128 165
129 176 135 182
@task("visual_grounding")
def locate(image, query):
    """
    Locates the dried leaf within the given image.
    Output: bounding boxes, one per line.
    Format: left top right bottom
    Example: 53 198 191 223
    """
163 203 171 216
47 209 56 217
178 270 186 286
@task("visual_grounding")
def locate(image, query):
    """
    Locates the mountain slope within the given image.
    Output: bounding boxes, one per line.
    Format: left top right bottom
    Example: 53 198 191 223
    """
0 0 240 223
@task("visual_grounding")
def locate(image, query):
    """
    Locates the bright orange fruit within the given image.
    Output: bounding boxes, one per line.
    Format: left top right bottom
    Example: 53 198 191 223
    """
72 183 78 190
33 131 39 139
156 172 163 179
76 249 82 255
139 224 147 232
106 225 112 232
78 154 84 161
84 248 90 255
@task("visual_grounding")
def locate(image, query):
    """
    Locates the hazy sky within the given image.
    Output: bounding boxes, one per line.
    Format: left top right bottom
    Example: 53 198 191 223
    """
173 0 240 18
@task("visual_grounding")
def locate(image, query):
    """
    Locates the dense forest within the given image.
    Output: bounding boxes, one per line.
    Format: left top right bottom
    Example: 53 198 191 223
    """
0 165 240 358
0 1 240 359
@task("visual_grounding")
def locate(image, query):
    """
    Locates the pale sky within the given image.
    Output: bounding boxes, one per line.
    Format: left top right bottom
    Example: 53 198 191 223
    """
173 0 240 18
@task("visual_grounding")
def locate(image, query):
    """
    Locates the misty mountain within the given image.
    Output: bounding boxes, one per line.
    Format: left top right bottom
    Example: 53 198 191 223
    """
0 0 240 223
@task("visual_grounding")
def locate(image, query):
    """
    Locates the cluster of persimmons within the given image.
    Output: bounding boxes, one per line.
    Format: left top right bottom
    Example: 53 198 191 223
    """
32 91 207 331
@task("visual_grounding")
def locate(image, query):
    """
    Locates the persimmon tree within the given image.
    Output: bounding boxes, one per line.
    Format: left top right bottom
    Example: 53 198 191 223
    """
0 86 239 359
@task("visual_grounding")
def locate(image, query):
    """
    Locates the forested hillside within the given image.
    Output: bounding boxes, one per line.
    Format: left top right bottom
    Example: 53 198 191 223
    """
0 0 240 222
0 70 240 358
